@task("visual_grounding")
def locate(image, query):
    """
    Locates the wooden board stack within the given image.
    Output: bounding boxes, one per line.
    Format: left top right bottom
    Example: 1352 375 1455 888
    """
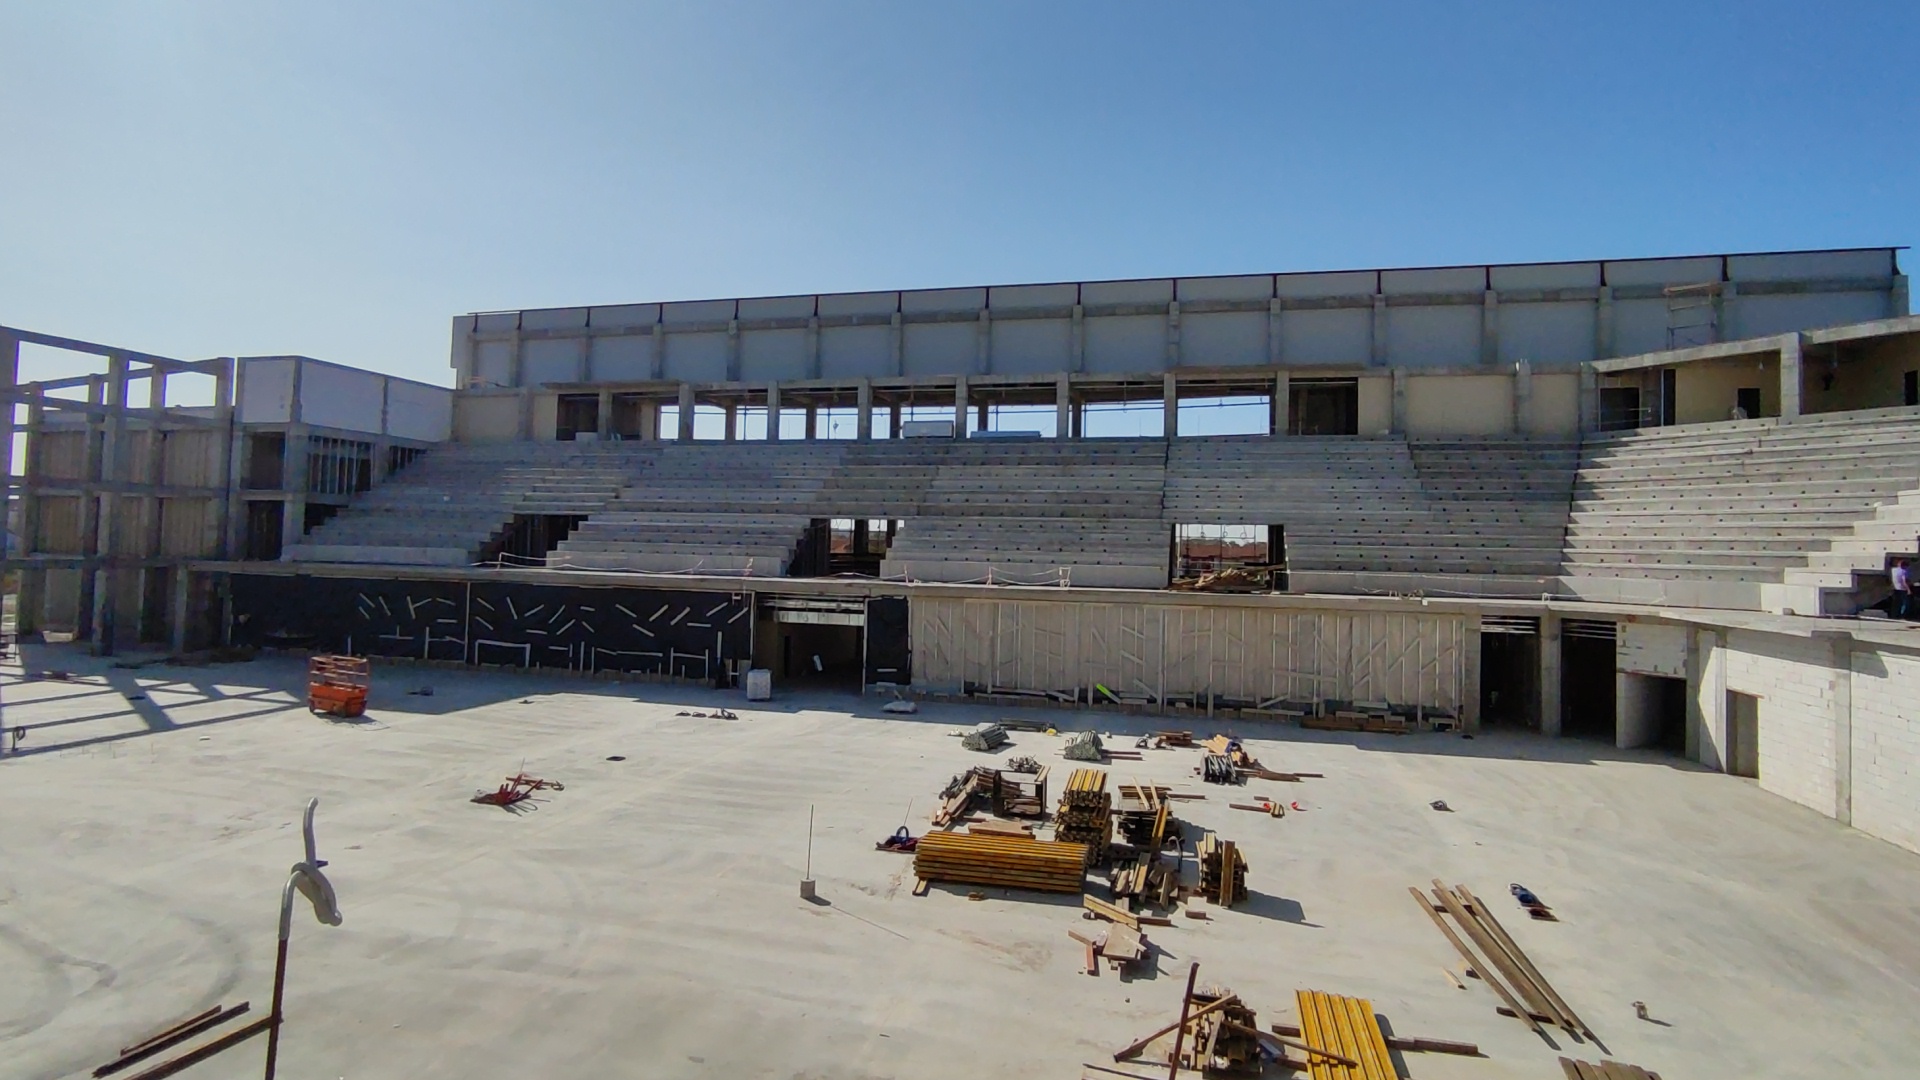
912 832 1089 893
1056 768 1113 863
1293 989 1396 1080
1410 879 1597 1044
1559 1059 1662 1080
1187 987 1261 1074
1198 832 1248 907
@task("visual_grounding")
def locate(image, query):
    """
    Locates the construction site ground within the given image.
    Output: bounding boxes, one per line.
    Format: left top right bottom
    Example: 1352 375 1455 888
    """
2 646 1918 1080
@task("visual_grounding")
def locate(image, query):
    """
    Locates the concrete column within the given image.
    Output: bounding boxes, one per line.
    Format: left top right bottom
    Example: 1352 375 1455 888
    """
1594 285 1616 359
1828 633 1854 825
17 387 45 633
806 314 822 379
723 404 738 442
1512 359 1532 435
805 406 818 440
1054 374 1071 439
92 355 131 652
0 331 16 492
1163 373 1178 438
1692 629 1728 771
1717 281 1738 342
888 402 901 439
1166 300 1182 368
952 377 968 440
856 379 873 441
169 565 192 654
596 390 613 438
890 312 904 375
976 309 992 374
1267 298 1284 367
220 359 246 559
517 388 533 440
508 331 524 388
1539 611 1562 737
1779 333 1804 422
767 382 782 442
74 376 105 639
677 383 696 440
139 370 169 642
1461 613 1483 732
1481 290 1500 365
649 322 666 379
1577 365 1599 433
1370 292 1389 366
1070 304 1086 372
1271 371 1290 435
281 424 311 553
640 401 659 441
726 316 741 381
1390 368 1408 434
975 402 988 434
1893 274 1911 318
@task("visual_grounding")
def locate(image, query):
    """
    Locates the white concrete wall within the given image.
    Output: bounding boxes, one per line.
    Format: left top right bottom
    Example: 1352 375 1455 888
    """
1720 630 1841 817
1848 647 1920 855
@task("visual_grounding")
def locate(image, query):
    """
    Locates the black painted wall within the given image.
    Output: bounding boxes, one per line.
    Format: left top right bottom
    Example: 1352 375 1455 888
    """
229 574 752 678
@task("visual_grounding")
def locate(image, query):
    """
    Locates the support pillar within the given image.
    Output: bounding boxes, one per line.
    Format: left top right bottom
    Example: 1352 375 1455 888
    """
1390 368 1408 434
1578 365 1599 433
17 388 45 633
75 375 105 639
92 354 131 653
805 406 818 440
1539 611 1562 737
975 401 988 435
1460 613 1482 732
723 404 737 441
1054 374 1071 439
281 424 311 554
888 402 901 439
1512 359 1532 435
1481 289 1500 365
677 383 696 441
596 389 613 438
220 359 246 559
952 377 968 440
1163 373 1178 438
767 382 782 442
1594 285 1616 359
1829 633 1854 825
1271 371 1289 435
1370 292 1388 366
856 379 873 441
1779 332 1804 422
139 369 169 643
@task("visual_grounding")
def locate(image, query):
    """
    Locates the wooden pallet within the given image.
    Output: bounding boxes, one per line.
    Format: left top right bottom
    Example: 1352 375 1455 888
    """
912 832 1088 893
1294 990 1396 1080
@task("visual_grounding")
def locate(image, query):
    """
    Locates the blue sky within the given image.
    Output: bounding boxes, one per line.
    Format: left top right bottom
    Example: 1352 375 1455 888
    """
2 1 1915 391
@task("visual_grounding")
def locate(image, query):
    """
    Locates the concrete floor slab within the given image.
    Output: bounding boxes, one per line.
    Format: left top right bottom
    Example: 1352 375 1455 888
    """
3 646 1919 1079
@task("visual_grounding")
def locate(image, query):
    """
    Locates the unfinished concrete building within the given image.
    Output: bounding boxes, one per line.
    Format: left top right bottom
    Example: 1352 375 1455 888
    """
6 245 1920 860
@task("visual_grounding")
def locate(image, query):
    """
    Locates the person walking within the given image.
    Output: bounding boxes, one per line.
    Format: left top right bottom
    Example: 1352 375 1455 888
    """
1892 559 1912 619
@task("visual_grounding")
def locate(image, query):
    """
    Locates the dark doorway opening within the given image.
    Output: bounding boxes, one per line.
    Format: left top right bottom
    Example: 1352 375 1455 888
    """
557 394 600 440
1651 675 1687 753
244 500 285 560
246 433 286 489
1659 369 1678 426
1735 386 1762 419
865 598 910 687
779 620 864 686
1726 690 1760 777
1561 620 1617 739
1598 387 1642 431
1479 617 1540 729
1289 380 1358 436
494 514 585 563
302 502 341 536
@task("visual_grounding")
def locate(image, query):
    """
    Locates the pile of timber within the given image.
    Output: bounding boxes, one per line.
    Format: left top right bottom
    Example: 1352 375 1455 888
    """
1153 730 1195 748
1168 564 1278 593
912 832 1088 893
932 767 997 826
1112 853 1179 909
1185 987 1262 1073
1303 703 1410 734
1198 832 1247 907
1411 879 1597 1044
1114 782 1176 848
1290 989 1397 1079
1559 1059 1662 1080
989 767 1049 818
1056 768 1113 861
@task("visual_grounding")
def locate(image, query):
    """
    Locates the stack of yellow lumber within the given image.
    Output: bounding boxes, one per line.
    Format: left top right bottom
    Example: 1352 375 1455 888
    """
913 832 1089 893
1056 768 1112 862
1293 990 1395 1080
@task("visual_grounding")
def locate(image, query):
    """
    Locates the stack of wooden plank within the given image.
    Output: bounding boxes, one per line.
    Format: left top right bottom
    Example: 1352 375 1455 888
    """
912 832 1088 893
1558 1059 1662 1080
1112 853 1179 910
1056 768 1112 862
931 767 996 827
1153 730 1195 748
1411 879 1597 1044
1198 832 1247 907
1292 989 1396 1080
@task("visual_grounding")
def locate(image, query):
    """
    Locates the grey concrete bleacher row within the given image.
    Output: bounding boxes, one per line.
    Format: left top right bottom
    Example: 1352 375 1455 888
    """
286 442 650 566
1564 409 1920 591
1166 436 1578 579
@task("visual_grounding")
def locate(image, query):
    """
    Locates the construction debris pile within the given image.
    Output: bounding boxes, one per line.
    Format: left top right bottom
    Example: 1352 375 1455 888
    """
471 771 563 809
1167 564 1279 593
911 832 1087 893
